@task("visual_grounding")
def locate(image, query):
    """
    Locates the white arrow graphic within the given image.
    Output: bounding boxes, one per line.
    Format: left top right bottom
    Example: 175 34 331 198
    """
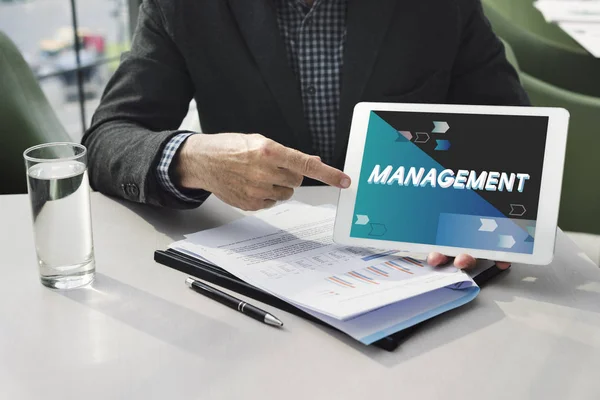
414 132 430 143
355 215 370 225
479 218 498 232
498 235 516 249
509 204 527 217
432 121 450 133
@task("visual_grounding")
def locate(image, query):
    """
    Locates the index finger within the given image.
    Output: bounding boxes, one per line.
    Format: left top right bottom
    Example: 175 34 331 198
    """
277 147 351 188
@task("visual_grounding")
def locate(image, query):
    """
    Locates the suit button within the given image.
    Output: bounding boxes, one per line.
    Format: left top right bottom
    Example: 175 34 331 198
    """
129 184 140 197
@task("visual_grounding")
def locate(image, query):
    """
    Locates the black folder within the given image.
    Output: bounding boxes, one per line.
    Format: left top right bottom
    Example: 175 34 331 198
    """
154 248 505 351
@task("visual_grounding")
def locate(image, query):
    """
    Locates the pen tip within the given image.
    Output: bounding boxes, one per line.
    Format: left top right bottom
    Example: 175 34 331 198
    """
265 314 284 328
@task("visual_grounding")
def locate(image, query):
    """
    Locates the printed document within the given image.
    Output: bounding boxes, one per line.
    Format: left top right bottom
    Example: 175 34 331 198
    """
171 202 476 321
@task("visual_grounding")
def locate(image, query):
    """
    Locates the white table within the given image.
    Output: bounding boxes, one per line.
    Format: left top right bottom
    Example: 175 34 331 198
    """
2 188 600 400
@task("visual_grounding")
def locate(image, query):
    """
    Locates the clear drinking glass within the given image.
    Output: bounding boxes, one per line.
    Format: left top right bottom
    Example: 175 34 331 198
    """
23 143 95 289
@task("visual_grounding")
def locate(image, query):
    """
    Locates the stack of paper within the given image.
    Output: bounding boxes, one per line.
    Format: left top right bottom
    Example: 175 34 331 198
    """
171 202 483 344
558 21 600 57
534 0 600 57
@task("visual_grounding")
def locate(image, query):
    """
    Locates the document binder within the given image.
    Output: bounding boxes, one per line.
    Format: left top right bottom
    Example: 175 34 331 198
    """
154 248 505 351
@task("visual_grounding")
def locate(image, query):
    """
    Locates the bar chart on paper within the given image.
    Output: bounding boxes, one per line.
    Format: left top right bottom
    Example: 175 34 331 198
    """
303 252 470 319
325 257 428 289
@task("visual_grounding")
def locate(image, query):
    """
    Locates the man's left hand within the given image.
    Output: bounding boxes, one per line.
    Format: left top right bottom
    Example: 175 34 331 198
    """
427 252 511 270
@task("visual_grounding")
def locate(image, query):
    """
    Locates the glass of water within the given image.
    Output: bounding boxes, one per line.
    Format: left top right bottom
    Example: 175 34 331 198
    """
23 143 95 289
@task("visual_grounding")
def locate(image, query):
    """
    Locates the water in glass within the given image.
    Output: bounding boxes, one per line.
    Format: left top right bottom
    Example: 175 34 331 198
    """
27 160 95 288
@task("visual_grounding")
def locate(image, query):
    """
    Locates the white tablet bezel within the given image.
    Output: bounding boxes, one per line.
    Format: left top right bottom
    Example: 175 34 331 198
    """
334 102 570 265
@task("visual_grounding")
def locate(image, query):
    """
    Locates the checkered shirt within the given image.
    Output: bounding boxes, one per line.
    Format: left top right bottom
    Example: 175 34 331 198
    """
158 0 347 201
275 0 348 163
156 132 199 202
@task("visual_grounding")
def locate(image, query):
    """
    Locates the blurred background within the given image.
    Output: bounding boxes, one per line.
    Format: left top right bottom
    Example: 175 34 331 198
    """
0 0 135 141
1 0 599 261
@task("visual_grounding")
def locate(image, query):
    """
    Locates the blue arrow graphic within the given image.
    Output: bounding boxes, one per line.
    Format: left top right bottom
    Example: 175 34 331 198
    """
369 223 387 237
435 140 451 151
525 236 535 243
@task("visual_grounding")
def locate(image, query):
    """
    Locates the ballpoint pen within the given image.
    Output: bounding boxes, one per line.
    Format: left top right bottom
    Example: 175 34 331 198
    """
186 277 284 327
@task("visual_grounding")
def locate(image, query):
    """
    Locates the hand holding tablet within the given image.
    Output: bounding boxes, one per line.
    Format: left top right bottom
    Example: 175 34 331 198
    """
427 252 512 271
334 102 570 266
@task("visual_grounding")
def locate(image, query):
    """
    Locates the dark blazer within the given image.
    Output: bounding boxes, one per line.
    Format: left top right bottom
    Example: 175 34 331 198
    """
83 0 529 209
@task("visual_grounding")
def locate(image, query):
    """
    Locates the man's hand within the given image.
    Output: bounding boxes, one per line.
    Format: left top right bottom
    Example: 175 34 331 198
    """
427 252 512 270
174 133 351 211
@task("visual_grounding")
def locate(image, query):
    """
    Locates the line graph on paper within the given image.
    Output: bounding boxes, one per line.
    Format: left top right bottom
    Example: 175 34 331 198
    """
325 257 427 289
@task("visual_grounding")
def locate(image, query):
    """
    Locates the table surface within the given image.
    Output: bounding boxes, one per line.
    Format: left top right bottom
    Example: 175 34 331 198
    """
2 188 600 400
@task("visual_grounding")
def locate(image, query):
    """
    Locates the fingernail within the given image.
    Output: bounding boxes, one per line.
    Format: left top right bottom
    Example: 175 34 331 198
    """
340 177 351 188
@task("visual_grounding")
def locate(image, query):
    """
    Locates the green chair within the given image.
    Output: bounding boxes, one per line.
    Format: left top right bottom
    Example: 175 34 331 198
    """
486 0 582 50
503 39 600 235
483 0 600 98
523 74 600 235
0 31 71 195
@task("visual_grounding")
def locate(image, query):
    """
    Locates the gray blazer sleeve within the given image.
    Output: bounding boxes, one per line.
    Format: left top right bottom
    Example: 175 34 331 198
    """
82 0 202 209
449 0 530 106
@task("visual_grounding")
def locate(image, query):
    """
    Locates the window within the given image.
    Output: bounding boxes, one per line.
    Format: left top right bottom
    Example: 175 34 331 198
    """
0 0 135 141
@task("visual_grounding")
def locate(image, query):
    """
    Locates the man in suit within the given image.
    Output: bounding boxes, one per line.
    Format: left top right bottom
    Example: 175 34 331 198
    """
84 0 525 269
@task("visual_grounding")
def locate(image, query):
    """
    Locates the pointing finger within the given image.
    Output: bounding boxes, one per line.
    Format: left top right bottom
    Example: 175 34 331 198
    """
278 148 351 188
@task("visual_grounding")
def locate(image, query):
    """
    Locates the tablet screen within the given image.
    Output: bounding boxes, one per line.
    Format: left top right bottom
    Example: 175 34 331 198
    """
350 111 549 254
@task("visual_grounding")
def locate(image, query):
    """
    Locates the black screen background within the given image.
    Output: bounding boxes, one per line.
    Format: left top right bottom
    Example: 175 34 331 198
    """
375 111 549 220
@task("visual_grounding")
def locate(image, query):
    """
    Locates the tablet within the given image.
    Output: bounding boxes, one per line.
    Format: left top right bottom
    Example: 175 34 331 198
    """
334 102 570 265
